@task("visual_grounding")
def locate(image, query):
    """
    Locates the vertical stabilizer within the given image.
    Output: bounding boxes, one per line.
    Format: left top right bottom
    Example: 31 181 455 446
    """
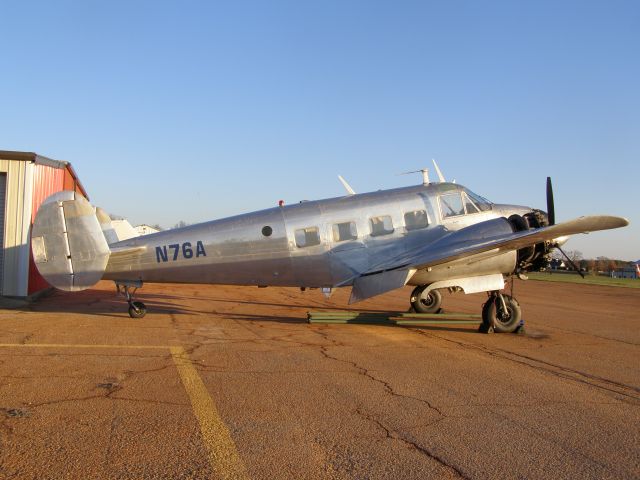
32 193 110 291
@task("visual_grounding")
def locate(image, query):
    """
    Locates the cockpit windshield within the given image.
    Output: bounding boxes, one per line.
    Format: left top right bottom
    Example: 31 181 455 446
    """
464 189 493 212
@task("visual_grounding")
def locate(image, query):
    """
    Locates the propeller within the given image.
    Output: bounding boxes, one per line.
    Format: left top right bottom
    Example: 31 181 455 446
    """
545 177 584 278
546 177 555 226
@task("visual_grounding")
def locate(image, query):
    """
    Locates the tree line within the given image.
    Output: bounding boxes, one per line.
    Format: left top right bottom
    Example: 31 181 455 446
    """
550 250 636 273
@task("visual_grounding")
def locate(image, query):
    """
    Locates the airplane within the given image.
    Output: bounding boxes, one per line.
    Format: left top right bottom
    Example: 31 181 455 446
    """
30 163 628 333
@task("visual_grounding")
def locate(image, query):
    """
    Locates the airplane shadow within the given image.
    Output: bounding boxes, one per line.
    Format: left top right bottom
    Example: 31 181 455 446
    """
16 289 483 333
223 313 308 324
20 289 195 318
404 325 480 334
132 292 381 313
16 289 341 320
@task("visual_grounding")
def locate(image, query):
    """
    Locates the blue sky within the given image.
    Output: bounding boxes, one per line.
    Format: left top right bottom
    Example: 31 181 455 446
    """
1 1 638 259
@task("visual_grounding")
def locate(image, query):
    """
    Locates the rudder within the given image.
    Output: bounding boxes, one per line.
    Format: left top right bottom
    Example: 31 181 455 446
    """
31 192 110 291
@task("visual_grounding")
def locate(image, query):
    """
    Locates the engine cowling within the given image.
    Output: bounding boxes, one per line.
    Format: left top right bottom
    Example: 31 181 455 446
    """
507 210 552 272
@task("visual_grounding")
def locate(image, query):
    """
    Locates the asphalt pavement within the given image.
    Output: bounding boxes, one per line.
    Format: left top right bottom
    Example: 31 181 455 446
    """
0 279 638 479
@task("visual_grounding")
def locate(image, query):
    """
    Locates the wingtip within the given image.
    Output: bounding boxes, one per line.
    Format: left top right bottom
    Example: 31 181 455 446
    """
558 215 630 233
600 216 629 229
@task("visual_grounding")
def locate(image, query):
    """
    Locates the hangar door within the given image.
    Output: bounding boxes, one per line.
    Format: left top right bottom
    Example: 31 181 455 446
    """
0 173 5 295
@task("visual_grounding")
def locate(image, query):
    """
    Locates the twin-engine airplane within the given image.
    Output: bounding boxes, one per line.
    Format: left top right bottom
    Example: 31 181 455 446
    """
31 164 628 333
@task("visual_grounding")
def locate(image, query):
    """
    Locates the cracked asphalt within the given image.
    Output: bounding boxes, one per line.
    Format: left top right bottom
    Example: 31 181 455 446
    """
0 279 638 479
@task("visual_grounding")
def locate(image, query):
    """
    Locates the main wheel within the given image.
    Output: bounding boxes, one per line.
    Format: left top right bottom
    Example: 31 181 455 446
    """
128 301 147 319
410 286 442 313
483 295 521 333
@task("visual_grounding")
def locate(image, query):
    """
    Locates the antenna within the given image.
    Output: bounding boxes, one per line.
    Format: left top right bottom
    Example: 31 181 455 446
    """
432 159 446 182
337 175 356 195
399 168 430 185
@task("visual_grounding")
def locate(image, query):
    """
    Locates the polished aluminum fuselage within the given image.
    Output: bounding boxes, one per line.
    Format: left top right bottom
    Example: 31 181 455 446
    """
103 183 528 288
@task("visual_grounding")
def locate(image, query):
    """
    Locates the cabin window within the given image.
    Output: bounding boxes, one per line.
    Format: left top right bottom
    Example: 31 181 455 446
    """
404 210 429 230
463 193 480 214
262 226 273 236
295 227 321 248
332 221 358 242
369 215 394 236
439 192 465 218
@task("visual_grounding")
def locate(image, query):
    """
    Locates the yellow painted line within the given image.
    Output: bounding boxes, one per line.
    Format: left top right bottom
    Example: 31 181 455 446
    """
0 343 168 349
0 343 248 477
170 346 248 480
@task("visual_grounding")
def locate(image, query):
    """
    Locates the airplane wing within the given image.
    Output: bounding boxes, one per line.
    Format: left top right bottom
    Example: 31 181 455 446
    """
348 215 629 303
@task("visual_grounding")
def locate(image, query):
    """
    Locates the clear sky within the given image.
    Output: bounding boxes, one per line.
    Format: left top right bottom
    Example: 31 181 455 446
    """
1 1 638 260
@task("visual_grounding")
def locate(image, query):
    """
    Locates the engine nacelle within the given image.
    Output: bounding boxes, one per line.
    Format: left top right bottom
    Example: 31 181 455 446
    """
410 218 517 285
507 210 552 272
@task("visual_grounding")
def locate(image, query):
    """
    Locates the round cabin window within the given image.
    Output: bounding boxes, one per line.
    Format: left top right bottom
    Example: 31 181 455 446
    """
262 226 273 237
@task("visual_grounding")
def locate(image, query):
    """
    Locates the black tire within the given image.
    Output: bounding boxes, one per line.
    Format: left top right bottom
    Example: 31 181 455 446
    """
481 298 492 324
484 295 521 333
410 286 442 314
128 301 147 319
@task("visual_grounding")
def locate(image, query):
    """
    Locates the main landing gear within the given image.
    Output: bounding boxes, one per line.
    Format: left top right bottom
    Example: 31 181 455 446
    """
479 291 523 334
116 281 147 318
408 284 525 334
410 285 443 313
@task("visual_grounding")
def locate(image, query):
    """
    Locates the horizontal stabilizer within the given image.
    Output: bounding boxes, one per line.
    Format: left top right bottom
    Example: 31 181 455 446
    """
96 207 120 245
31 193 110 291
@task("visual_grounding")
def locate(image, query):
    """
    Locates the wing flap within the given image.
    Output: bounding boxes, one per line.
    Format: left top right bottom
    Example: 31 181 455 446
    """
349 268 416 304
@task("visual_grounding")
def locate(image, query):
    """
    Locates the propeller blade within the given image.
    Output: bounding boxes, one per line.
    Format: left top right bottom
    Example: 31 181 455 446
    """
546 177 555 226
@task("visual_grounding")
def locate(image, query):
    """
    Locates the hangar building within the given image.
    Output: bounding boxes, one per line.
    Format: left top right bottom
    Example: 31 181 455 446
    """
0 150 88 297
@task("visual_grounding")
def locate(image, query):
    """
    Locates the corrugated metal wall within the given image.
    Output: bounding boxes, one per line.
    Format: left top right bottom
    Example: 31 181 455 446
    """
63 168 75 193
64 166 87 198
28 164 65 294
31 164 65 220
0 173 6 295
0 159 33 296
0 156 88 297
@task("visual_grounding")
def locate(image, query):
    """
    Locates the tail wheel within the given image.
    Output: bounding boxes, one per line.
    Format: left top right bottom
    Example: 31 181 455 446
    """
483 295 521 333
410 286 442 313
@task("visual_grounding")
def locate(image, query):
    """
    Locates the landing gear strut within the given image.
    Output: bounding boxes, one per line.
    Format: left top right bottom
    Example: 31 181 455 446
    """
479 291 522 333
410 285 442 313
116 281 146 318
